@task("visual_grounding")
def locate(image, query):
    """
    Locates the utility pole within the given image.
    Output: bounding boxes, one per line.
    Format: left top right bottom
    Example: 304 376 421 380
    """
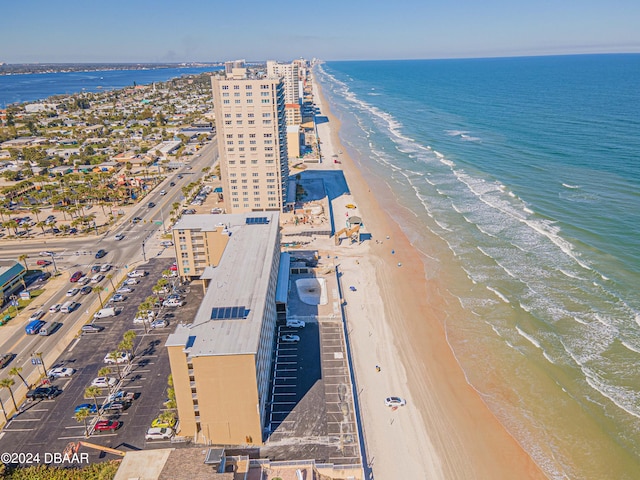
142 241 147 262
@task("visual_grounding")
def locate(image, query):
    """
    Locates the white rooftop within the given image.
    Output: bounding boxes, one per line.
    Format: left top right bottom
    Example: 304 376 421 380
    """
166 212 280 357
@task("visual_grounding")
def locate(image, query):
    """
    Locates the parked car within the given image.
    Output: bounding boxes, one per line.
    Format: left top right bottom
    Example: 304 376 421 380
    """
384 396 407 407
36 259 51 266
114 233 125 241
66 288 79 297
107 390 135 403
103 401 129 412
80 286 93 295
127 270 147 278
286 319 306 328
81 324 104 333
162 299 184 307
47 367 75 378
151 319 169 329
95 249 107 259
116 286 133 294
49 304 62 313
281 334 300 343
70 271 83 283
169 263 178 271
74 403 98 414
160 240 174 247
0 353 14 369
103 352 131 364
100 264 112 272
94 420 121 432
145 427 174 440
91 377 118 389
111 294 126 302
124 278 139 285
27 386 62 401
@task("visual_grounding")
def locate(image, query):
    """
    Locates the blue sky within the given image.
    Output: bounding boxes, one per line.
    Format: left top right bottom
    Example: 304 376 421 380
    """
2 0 639 63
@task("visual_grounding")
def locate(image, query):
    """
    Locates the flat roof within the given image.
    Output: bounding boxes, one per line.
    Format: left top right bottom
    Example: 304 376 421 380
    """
275 252 290 304
166 212 280 357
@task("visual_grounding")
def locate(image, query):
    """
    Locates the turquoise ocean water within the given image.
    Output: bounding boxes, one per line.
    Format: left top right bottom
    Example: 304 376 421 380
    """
317 55 640 479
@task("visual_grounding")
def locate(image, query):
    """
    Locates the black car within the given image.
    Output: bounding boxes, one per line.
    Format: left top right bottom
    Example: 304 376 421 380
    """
26 386 62 400
80 286 93 295
95 249 107 259
169 182 176 187
91 265 101 273
0 353 14 368
147 202 156 208
132 217 142 224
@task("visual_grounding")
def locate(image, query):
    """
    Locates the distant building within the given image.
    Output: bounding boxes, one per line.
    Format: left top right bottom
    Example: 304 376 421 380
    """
266 61 301 109
166 212 281 445
0 260 26 305
211 68 289 213
224 59 245 75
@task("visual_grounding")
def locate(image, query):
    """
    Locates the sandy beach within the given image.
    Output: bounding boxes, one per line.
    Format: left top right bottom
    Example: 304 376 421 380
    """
312 73 547 479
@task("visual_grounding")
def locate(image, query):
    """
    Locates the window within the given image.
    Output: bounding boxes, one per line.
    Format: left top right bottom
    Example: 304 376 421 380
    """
236 113 242 118
224 113 231 118
234 92 240 97
234 85 240 90
260 84 270 89
248 120 255 125
245 84 252 90
248 113 254 118
222 85 229 90
235 100 241 104
181 253 189 258
261 92 270 97
223 99 230 104
264 133 272 138
250 147 257 151
241 179 248 183
226 134 233 138
262 120 272 125
222 92 229 97
261 99 270 104
247 99 253 104
246 92 252 97
249 133 256 137
225 120 232 125
252 172 259 177
262 112 271 117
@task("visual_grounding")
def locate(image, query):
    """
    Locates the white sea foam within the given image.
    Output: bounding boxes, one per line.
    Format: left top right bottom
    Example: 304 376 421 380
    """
523 207 534 214
621 340 640 354
516 326 541 349
542 350 556 364
562 183 581 189
487 286 510 303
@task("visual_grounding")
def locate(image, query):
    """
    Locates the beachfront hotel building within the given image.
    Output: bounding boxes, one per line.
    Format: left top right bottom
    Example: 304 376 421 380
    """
166 212 281 445
266 61 302 127
211 68 289 214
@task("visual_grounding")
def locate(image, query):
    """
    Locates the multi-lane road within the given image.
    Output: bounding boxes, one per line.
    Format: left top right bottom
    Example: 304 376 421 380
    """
0 138 218 420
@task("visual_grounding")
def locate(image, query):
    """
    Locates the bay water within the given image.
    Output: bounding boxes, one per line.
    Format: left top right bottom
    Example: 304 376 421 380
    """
317 55 640 479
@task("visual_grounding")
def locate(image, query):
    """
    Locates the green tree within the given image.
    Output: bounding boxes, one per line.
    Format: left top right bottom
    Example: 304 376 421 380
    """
18 254 29 271
106 351 123 378
84 385 102 413
74 407 91 437
0 377 18 412
8 366 29 388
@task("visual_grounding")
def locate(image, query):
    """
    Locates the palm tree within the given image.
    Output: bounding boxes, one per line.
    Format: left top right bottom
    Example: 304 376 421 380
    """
74 407 91 437
4 219 18 236
98 367 111 380
123 330 137 356
8 366 29 388
84 385 102 414
29 206 42 223
0 395 8 422
18 254 29 271
106 273 116 293
106 351 123 379
36 220 47 235
0 377 18 412
94 285 106 308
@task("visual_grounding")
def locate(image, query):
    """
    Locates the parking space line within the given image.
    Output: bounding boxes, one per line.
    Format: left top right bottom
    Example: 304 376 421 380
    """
3 428 34 432
276 361 297 365
64 425 86 429
57 435 88 440
9 418 42 422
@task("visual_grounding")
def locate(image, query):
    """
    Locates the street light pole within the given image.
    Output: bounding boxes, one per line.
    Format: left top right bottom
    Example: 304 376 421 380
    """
49 252 58 275
142 241 146 262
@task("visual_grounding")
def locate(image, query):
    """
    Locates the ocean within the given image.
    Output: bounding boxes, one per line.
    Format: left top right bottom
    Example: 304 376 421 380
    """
316 54 640 479
0 66 220 106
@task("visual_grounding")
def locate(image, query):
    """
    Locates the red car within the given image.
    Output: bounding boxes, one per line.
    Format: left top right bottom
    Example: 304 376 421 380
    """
94 420 121 432
169 263 178 271
36 259 51 266
70 271 83 283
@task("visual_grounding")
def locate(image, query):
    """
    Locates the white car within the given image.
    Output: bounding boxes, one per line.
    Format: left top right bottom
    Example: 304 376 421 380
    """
145 427 174 440
47 367 75 378
159 190 167 195
100 264 112 272
114 233 125 241
90 274 105 283
281 334 300 343
49 304 62 313
160 240 174 247
91 377 118 389
384 396 406 407
286 319 306 328
28 310 45 322
151 319 169 329
163 299 184 307
103 352 131 364
127 270 147 278
133 316 149 324
66 288 79 297
111 294 126 302
124 278 139 285
116 286 133 294
78 276 91 286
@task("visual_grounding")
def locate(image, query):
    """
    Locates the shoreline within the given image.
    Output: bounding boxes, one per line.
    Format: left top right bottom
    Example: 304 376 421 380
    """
313 71 548 478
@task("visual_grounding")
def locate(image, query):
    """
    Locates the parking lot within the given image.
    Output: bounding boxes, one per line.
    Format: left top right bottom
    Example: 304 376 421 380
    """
264 270 360 465
0 257 204 462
